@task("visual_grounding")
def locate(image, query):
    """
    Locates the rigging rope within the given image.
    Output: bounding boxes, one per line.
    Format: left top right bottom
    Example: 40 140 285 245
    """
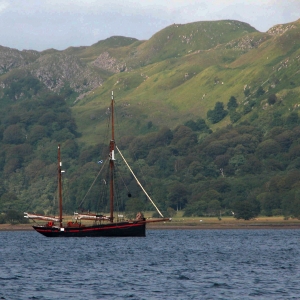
115 163 130 194
134 152 152 191
77 158 108 210
116 145 164 218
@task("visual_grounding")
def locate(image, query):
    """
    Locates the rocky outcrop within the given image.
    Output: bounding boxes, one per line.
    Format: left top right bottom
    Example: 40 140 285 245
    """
0 46 40 75
92 52 127 73
267 24 296 36
0 46 103 94
225 35 269 51
26 53 103 93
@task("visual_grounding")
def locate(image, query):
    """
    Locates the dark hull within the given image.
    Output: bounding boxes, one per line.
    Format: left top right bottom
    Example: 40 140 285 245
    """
33 221 146 237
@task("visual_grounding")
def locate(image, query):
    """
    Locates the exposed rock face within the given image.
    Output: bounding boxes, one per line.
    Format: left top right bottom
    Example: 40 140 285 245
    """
226 35 268 51
92 51 127 73
27 53 103 92
267 24 296 36
0 46 103 94
0 46 40 75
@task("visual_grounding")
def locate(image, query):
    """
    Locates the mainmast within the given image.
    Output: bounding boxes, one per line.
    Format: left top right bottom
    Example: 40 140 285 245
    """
109 91 115 222
58 144 63 228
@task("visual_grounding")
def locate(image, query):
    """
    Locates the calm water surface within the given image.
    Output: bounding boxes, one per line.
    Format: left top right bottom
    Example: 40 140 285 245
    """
0 229 300 299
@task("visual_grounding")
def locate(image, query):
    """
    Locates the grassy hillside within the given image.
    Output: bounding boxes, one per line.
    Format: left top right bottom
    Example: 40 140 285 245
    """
71 19 300 145
65 36 140 63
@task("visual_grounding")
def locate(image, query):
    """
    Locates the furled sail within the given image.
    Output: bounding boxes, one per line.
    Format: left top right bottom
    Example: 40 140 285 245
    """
73 213 110 221
24 212 60 222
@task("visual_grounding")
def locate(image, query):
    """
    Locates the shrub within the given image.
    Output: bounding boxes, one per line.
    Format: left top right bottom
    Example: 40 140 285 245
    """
268 94 277 105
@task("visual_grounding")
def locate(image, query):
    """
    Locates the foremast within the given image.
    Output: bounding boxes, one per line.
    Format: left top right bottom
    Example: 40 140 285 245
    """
58 144 63 228
109 91 115 222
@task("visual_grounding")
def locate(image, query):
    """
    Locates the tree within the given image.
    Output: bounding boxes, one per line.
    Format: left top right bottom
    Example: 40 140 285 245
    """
5 115 21 126
125 198 145 218
244 88 250 97
25 159 46 180
167 207 176 217
268 94 277 105
189 161 203 176
3 125 25 144
38 112 57 126
195 118 210 132
233 200 258 220
5 210 24 224
243 103 252 115
171 125 194 145
28 125 47 144
239 156 262 174
256 139 281 158
0 193 19 211
201 189 221 202
207 102 228 124
289 145 300 160
257 192 280 216
3 158 21 174
230 111 241 123
183 200 207 217
184 118 210 132
155 126 173 146
290 190 300 219
184 120 198 131
204 141 227 157
43 95 65 108
207 199 221 216
286 112 299 127
256 86 265 97
271 111 284 127
167 183 188 210
128 137 149 159
214 154 230 169
274 130 293 152
227 96 238 110
52 128 75 142
62 139 79 159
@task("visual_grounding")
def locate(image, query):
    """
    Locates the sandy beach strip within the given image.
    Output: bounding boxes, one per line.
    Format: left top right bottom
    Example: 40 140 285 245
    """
1 221 300 231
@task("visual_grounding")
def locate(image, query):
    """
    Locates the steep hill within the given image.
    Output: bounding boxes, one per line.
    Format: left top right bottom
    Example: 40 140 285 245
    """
73 19 300 144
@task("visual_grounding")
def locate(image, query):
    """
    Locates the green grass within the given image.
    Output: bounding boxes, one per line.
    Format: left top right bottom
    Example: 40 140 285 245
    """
67 19 300 145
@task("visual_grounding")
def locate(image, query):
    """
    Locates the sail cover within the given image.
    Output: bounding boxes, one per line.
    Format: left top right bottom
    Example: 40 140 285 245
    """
24 212 60 222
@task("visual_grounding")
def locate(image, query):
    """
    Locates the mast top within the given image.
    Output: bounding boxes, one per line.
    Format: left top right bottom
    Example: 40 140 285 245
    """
110 91 115 222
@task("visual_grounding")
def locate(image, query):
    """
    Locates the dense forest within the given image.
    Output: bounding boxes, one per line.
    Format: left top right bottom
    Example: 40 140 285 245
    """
1 73 300 222
118 102 300 221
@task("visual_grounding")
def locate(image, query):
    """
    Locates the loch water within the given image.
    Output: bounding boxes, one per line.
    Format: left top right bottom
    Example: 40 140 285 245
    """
0 229 300 300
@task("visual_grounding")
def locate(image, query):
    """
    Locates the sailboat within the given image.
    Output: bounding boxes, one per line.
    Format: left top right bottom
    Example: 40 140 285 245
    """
24 91 170 237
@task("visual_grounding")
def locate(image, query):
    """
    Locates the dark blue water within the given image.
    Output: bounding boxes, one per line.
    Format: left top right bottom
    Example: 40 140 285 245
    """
0 229 300 300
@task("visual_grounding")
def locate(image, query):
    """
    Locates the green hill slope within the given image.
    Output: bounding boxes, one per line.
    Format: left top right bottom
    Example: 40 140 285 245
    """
72 19 300 144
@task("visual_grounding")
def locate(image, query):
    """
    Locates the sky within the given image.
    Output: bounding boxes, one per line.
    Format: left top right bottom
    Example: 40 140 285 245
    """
0 0 299 51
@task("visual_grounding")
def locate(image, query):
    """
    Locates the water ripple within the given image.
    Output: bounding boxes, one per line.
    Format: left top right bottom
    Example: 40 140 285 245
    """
1 229 300 299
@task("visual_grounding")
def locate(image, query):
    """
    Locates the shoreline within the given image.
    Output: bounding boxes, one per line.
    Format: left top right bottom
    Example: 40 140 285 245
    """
2 222 300 231
147 224 300 230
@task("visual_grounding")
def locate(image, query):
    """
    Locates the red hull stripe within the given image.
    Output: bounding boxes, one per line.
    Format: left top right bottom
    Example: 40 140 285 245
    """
35 223 144 233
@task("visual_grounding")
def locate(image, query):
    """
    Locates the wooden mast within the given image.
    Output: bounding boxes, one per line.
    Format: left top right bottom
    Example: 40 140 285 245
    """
58 144 63 228
109 91 115 222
